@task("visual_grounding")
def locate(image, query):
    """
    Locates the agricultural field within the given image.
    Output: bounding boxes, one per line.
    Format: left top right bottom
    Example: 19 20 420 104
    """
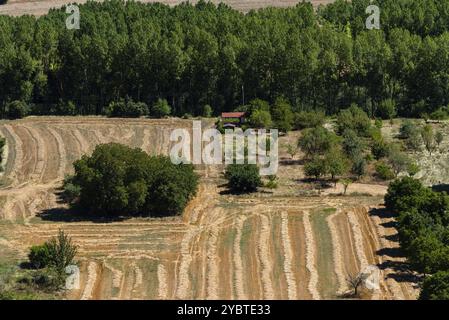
0 117 419 300
0 0 334 16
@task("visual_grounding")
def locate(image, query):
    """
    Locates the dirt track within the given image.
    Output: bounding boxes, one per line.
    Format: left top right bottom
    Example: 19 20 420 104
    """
0 117 418 300
0 0 334 16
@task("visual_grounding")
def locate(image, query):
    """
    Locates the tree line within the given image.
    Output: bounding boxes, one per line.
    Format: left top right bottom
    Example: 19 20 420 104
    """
385 178 449 299
3 0 449 119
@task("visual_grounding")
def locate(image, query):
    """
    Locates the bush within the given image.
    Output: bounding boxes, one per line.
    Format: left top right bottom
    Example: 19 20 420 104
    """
375 162 395 180
264 175 278 189
270 97 293 133
72 143 198 216
419 271 449 300
384 177 432 213
399 120 417 139
5 100 30 119
202 105 212 117
62 175 81 203
249 109 272 128
28 244 51 269
106 99 148 118
298 126 339 157
225 164 262 193
151 99 171 118
377 99 396 120
304 156 327 180
337 104 371 137
294 111 326 130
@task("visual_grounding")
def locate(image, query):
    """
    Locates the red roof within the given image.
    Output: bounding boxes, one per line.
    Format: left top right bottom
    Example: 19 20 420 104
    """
221 112 245 118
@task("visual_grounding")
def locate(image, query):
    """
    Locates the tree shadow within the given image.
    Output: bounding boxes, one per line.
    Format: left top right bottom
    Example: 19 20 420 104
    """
37 207 129 223
369 207 396 219
380 220 397 229
376 247 404 258
432 184 449 194
279 158 305 166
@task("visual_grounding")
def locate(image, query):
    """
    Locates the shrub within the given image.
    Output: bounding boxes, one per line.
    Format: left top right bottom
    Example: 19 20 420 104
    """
225 164 262 193
351 155 366 179
151 99 171 118
202 105 213 117
419 271 449 300
265 175 278 189
337 104 371 137
399 120 417 139
62 175 81 203
45 230 78 274
299 126 339 157
72 143 198 216
5 100 30 119
270 97 293 132
375 162 395 180
28 244 51 269
371 138 389 160
106 99 148 118
249 109 272 128
377 99 396 120
304 157 327 180
384 177 433 213
293 110 325 129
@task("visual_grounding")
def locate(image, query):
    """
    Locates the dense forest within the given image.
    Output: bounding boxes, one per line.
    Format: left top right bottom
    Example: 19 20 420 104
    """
2 0 449 118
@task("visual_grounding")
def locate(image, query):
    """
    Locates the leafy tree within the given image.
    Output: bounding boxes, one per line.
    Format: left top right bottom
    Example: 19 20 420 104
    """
388 145 412 177
399 120 418 140
249 109 272 128
375 162 395 181
293 111 325 130
284 143 298 159
406 130 422 152
106 99 148 118
28 244 51 269
304 157 327 180
151 99 171 118
202 105 213 117
340 178 352 195
72 143 198 216
420 271 449 300
225 164 262 193
351 155 366 179
384 177 433 213
45 230 78 274
5 100 29 119
298 127 338 158
270 97 293 133
377 99 396 120
342 129 364 160
421 125 436 155
325 149 349 182
337 105 371 137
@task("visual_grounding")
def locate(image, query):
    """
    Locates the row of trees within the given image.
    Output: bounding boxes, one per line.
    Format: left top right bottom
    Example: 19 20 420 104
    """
385 178 449 299
3 0 449 118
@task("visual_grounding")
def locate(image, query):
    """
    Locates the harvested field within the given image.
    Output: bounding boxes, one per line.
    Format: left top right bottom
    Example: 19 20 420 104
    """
0 1 334 17
0 117 418 299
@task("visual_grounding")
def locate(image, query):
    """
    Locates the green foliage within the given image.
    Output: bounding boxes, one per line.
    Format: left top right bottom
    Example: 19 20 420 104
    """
420 271 449 300
304 157 327 180
72 143 198 216
384 177 433 214
264 175 278 189
151 99 171 118
45 230 77 274
337 105 371 137
371 138 390 160
249 109 272 128
421 125 436 155
106 99 148 118
430 107 449 121
399 120 417 140
298 126 338 157
5 100 29 119
375 162 395 181
293 111 326 130
351 155 366 179
270 97 293 132
325 148 350 181
377 99 396 120
28 244 51 269
225 164 262 193
407 162 420 177
387 144 412 176
202 105 213 117
435 131 444 148
342 129 364 160
62 175 81 203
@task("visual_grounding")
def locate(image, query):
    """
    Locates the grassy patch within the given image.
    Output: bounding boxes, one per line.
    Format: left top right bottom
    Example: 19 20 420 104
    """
310 207 338 299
